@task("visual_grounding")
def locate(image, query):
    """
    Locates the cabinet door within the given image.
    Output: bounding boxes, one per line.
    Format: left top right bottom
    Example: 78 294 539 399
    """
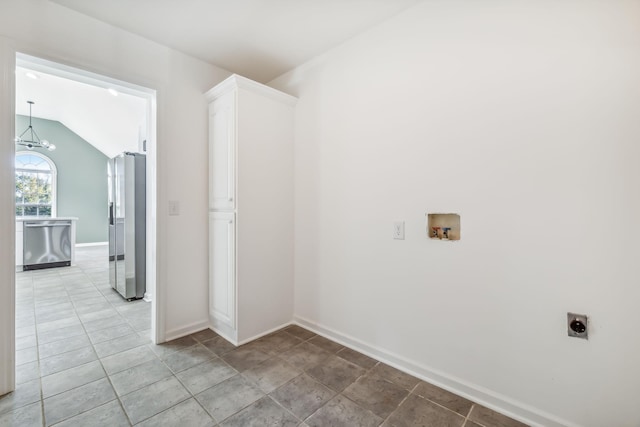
209 91 236 211
209 211 236 329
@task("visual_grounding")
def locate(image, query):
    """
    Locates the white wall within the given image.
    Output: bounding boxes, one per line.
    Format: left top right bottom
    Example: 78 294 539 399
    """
271 1 640 426
0 0 231 358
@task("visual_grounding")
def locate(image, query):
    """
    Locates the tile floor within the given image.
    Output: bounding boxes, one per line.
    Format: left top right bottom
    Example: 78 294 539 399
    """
1 246 529 426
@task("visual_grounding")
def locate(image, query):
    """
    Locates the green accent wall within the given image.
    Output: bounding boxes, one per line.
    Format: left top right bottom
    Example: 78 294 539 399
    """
16 115 108 244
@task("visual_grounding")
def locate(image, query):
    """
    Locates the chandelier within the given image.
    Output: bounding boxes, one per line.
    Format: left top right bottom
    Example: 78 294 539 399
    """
15 101 56 151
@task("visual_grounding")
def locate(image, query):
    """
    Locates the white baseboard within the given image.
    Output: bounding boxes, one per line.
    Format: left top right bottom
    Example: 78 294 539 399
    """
164 319 210 342
209 321 293 346
75 241 108 247
210 321 237 345
237 321 293 346
143 292 152 303
293 315 577 427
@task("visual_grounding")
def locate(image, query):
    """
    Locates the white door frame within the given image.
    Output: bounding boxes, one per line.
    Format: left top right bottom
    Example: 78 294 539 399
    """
1 47 163 395
0 37 17 396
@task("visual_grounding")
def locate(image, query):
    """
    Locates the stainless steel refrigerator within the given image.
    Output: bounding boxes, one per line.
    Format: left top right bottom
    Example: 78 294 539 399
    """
108 152 146 300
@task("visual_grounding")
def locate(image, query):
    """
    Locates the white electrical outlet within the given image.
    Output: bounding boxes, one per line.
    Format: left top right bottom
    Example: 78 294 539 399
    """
393 221 405 240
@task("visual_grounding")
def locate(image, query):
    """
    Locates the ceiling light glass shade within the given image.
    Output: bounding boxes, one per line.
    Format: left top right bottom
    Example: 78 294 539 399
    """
15 101 56 151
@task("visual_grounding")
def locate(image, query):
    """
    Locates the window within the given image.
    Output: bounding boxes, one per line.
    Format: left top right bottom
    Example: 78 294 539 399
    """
15 152 57 217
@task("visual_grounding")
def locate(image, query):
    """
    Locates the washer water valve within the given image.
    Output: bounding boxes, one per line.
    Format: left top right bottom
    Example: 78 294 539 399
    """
567 313 588 339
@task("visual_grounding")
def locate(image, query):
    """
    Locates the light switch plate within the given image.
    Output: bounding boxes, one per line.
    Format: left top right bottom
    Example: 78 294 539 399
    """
168 200 180 216
393 221 405 240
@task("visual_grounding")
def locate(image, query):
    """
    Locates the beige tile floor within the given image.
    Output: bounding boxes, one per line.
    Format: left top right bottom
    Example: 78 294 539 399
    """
1 246 529 426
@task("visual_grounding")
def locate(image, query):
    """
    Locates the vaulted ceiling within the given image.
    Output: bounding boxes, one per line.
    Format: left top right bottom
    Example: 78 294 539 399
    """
16 65 147 159
50 0 422 83
18 1 422 156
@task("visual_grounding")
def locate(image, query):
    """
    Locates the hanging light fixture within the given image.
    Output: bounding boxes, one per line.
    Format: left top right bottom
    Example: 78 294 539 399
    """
15 101 56 151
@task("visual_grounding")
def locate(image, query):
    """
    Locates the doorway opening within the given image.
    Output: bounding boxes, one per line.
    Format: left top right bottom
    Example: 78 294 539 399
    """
12 53 159 378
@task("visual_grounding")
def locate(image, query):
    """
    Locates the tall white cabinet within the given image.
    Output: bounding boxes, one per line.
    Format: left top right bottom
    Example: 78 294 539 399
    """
206 74 296 345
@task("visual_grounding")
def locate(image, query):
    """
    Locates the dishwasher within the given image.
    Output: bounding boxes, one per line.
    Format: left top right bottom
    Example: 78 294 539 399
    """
23 220 72 270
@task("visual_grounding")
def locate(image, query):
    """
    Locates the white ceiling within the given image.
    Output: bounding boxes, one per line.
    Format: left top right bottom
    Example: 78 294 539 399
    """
16 65 148 159
16 1 420 156
50 0 422 83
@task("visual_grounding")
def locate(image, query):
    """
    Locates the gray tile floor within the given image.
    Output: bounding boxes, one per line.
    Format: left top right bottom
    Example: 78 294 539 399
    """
1 246 529 426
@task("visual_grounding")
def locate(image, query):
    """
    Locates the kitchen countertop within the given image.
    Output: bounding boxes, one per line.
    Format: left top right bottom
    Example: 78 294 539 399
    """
16 217 79 222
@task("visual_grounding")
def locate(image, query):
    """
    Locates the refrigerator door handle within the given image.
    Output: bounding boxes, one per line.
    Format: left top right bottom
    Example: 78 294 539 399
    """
109 202 114 225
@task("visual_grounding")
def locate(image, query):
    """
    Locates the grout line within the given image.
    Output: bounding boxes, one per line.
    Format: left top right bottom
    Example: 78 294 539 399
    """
203 377 265 426
128 338 225 423
381 391 412 426
62 271 133 426
45 398 121 427
32 274 45 427
18 252 516 427
190 336 303 424
46 390 121 426
20 248 148 427
465 403 475 425
267 394 304 424
190 395 218 425
131 393 192 425
408 388 473 421
301 346 382 423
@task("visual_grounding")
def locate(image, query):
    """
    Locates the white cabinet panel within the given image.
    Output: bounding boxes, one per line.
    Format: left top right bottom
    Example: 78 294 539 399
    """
209 92 236 211
207 74 296 345
209 211 235 329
